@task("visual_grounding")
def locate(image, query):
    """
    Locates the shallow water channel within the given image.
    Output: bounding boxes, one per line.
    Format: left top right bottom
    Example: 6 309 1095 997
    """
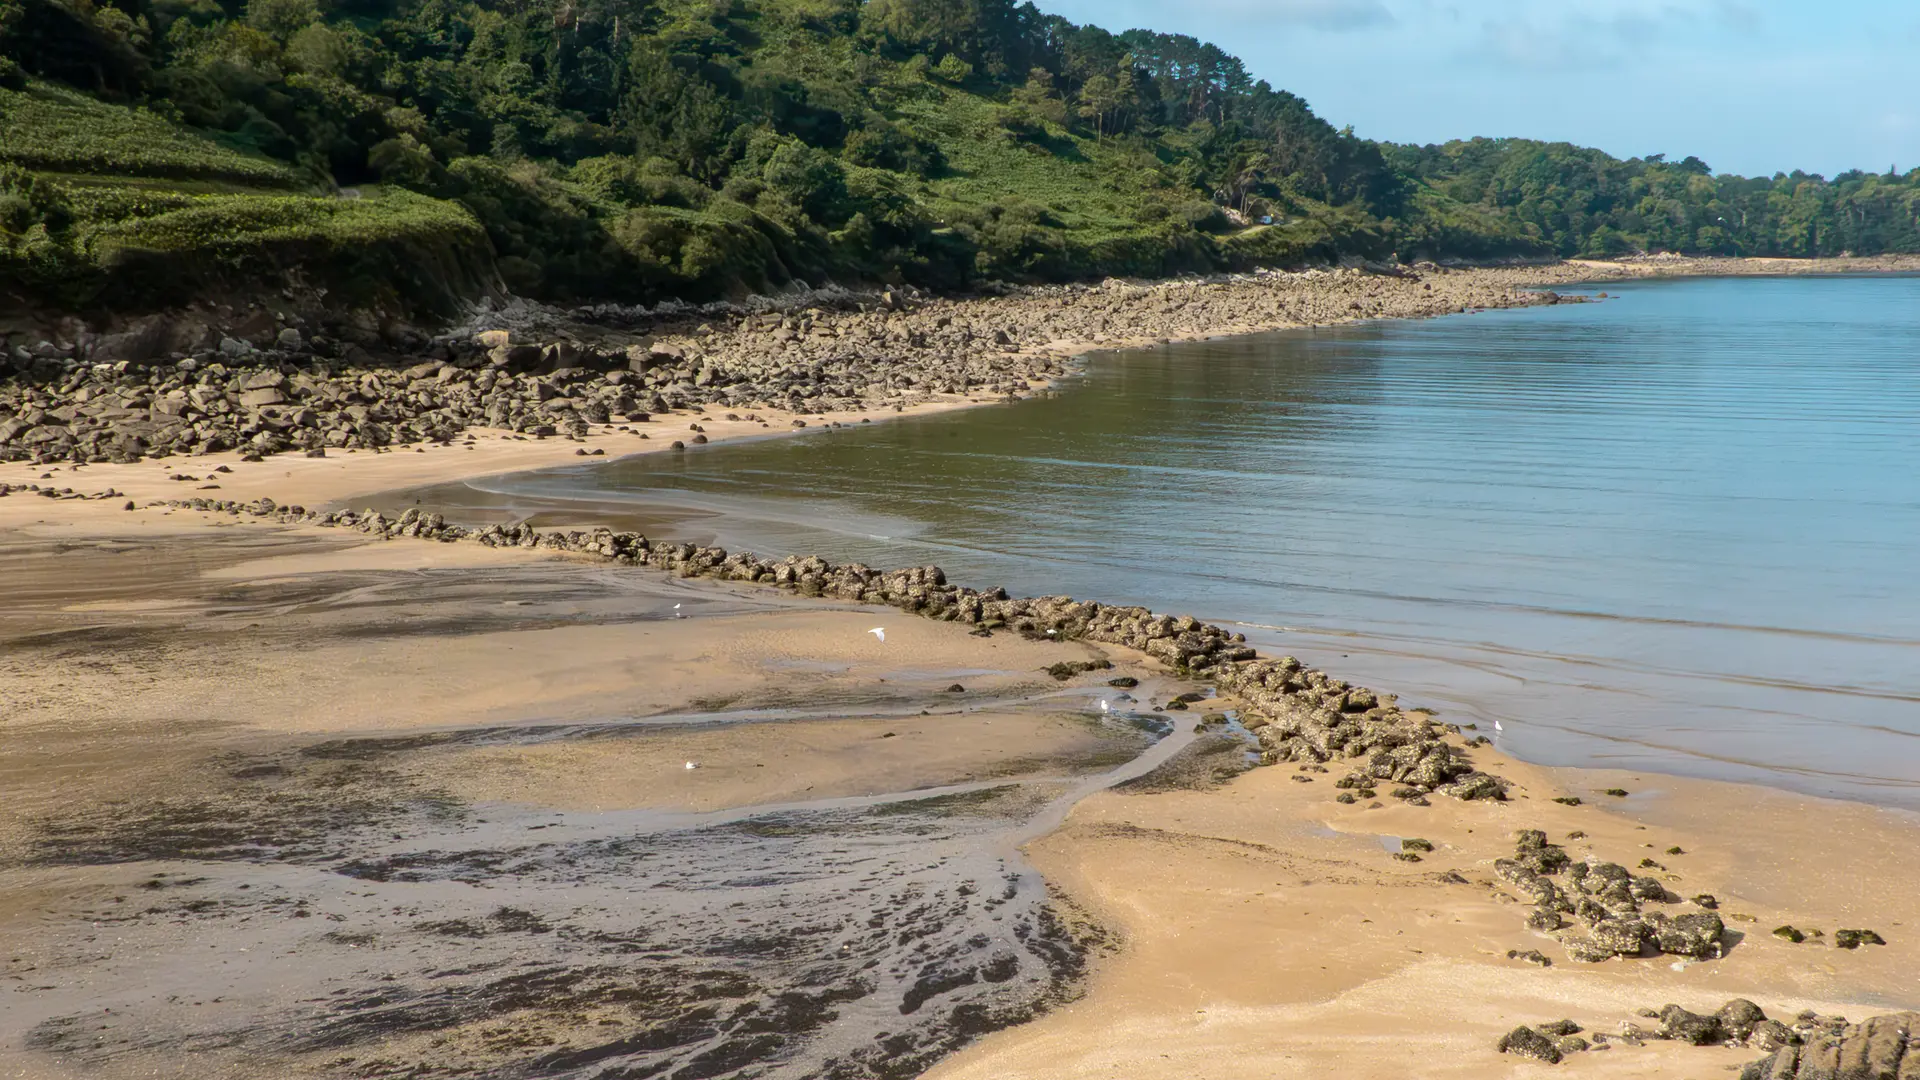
0 531 1218 1079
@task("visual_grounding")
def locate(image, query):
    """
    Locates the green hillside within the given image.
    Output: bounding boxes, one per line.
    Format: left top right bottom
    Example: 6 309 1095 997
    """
0 79 490 311
1 0 1916 314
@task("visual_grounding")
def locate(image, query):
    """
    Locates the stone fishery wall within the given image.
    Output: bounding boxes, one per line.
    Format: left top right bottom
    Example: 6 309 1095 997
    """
125 495 1517 815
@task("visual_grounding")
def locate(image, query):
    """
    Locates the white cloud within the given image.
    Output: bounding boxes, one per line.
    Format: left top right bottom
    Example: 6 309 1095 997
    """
1460 1 1766 72
1274 0 1396 30
1179 0 1395 31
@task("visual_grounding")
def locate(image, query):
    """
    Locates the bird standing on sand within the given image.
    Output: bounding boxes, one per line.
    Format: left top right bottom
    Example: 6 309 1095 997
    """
684 761 699 770
868 627 886 642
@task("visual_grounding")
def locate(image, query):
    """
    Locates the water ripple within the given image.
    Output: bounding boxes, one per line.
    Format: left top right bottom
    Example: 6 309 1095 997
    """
397 274 1920 808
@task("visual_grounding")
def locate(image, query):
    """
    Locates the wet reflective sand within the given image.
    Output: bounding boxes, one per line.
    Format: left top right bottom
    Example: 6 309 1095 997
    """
0 526 1220 1080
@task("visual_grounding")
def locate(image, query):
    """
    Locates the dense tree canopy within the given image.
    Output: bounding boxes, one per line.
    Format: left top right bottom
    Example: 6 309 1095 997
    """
2 0 1916 309
1390 139 1920 259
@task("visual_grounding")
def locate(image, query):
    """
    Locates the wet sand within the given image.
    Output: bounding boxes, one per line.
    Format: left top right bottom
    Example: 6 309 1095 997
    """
0 519 1204 1080
8 493 1915 1080
5 256 1919 1078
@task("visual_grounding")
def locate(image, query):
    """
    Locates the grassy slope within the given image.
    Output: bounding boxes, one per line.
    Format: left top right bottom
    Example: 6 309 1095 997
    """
910 92 1152 239
895 88 1394 275
0 82 302 186
0 47 1454 317
0 81 490 313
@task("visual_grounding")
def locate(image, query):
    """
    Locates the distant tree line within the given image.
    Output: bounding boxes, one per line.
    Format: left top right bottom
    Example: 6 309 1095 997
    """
1390 139 1920 258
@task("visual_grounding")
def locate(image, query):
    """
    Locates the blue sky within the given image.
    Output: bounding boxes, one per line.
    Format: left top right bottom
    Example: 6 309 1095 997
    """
1033 0 1916 177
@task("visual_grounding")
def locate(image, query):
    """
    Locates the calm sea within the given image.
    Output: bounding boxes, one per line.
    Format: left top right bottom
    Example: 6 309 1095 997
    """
405 275 1920 807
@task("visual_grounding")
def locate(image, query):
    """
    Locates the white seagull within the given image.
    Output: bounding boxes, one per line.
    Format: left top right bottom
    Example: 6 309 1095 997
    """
673 603 685 619
1493 720 1505 734
1098 699 1110 715
684 761 699 770
868 627 886 642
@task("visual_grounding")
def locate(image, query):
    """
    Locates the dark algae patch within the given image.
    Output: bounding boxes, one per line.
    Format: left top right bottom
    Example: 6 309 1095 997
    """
1114 732 1257 795
6 714 1127 1079
24 755 462 866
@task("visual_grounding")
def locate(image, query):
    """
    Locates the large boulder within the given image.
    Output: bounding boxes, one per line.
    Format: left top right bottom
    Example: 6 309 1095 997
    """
1650 911 1725 958
1716 1000 1769 1043
1659 1004 1725 1045
90 319 172 363
493 344 544 372
1440 771 1507 800
1835 929 1887 949
1496 1025 1561 1064
1591 917 1650 957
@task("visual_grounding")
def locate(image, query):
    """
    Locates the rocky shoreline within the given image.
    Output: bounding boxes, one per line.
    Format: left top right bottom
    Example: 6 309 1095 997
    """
1497 1000 1917 1078
9 254 1919 467
0 261 1609 465
100 492 1514 814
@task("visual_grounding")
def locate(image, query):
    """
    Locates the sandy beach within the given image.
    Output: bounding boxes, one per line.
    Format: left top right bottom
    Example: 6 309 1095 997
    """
926 755 1919 1080
4 256 1917 1079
